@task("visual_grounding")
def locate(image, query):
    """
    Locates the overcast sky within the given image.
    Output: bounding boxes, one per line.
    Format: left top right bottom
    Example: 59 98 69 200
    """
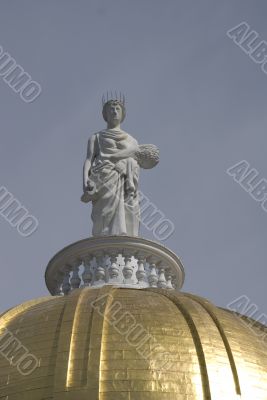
0 0 266 320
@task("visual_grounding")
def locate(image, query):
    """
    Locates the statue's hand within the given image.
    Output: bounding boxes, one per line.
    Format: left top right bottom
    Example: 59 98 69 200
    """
81 192 91 203
83 179 89 191
84 182 96 193
81 182 96 203
83 177 94 192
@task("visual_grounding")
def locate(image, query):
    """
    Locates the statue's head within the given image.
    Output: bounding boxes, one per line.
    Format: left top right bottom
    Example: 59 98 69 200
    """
102 99 126 124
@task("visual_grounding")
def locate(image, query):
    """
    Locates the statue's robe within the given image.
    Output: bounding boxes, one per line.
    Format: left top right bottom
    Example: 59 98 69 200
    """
87 129 140 236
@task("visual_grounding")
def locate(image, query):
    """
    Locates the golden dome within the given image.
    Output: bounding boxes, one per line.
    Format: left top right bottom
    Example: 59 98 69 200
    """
0 287 267 399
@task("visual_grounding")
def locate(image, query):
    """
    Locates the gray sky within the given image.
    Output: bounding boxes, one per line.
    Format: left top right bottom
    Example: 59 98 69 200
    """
0 0 266 319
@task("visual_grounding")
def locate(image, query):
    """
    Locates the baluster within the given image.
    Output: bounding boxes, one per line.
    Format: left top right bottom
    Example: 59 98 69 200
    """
54 281 63 295
108 250 120 283
70 260 81 289
136 253 146 286
62 266 71 295
172 277 178 290
94 252 106 284
122 251 133 284
55 271 65 295
166 274 174 290
82 256 93 286
158 267 167 288
148 261 158 288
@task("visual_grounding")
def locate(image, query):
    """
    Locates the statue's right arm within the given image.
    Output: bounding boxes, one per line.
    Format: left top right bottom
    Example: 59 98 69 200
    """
83 134 96 190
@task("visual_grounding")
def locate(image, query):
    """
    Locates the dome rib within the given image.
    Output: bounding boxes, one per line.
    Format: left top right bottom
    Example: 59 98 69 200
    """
148 289 212 400
64 287 115 397
98 287 119 399
183 293 241 396
55 288 97 397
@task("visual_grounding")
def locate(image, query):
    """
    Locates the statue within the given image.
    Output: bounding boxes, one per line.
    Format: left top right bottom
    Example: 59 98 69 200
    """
81 93 159 237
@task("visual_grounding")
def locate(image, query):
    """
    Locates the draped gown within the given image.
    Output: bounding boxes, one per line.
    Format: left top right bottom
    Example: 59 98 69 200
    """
87 129 140 236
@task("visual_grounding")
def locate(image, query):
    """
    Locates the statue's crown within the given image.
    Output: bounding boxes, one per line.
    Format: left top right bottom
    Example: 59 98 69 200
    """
102 91 125 107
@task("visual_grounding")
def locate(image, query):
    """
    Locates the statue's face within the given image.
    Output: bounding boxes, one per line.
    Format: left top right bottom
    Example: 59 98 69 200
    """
106 103 123 124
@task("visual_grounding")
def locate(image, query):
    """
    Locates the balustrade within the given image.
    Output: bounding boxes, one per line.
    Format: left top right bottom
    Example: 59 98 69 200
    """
45 236 184 295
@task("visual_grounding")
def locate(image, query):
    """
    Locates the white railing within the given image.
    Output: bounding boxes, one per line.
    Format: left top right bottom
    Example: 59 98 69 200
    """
45 236 185 295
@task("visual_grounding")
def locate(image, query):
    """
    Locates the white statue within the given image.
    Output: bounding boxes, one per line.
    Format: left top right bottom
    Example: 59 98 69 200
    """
81 94 159 237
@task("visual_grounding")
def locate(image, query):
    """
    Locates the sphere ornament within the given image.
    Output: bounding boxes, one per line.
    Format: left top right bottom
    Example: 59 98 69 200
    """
135 144 160 169
0 287 267 399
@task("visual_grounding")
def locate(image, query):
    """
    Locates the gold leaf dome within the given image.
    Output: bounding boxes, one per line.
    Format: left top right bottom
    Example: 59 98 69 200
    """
0 287 267 399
